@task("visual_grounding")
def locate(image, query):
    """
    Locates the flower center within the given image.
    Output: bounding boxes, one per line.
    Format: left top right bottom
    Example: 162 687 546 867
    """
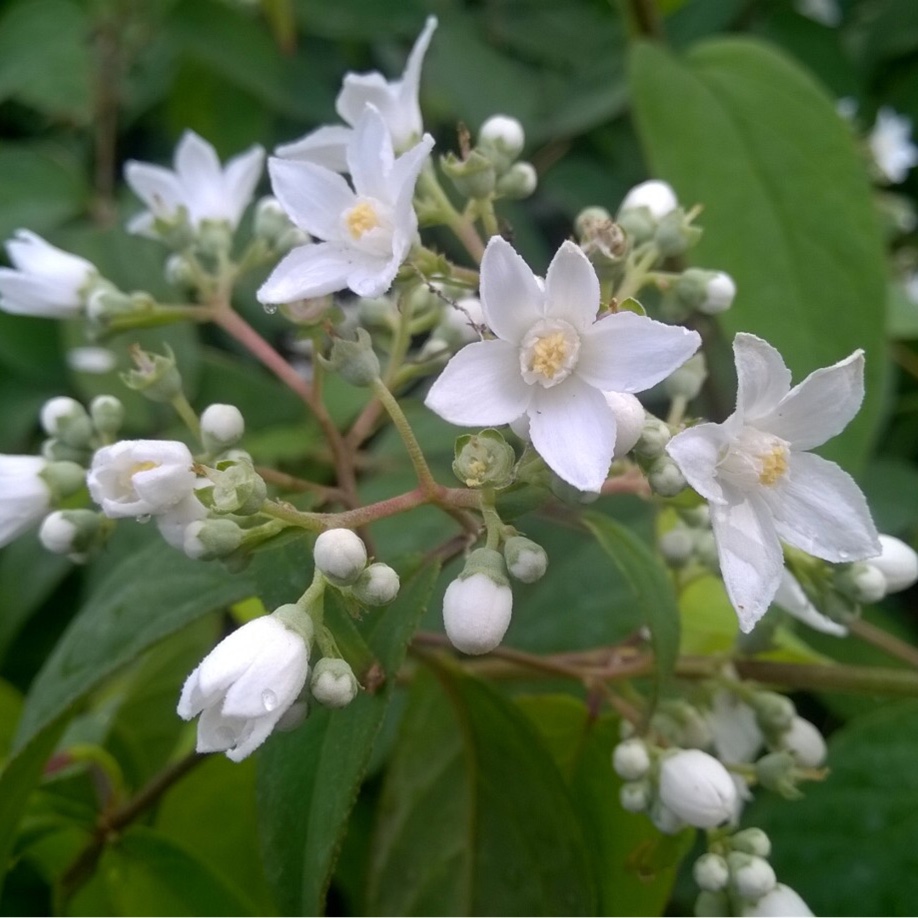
345 201 381 239
519 319 581 388
717 426 790 490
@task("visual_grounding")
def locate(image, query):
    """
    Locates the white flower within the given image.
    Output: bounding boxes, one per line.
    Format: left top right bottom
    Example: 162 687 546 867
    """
155 492 209 553
658 748 738 829
442 571 513 655
869 533 918 593
277 16 437 169
741 883 814 917
0 456 51 547
178 615 310 762
868 107 918 184
425 236 700 492
125 130 264 236
666 333 880 631
88 439 197 519
258 107 434 305
618 180 678 220
0 230 96 318
774 569 848 636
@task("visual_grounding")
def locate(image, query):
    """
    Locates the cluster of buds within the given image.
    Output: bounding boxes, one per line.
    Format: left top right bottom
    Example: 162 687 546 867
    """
631 412 688 499
313 528 401 607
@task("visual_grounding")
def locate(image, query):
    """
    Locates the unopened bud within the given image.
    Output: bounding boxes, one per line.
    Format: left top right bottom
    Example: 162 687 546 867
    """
728 853 777 902
619 780 650 812
659 526 696 567
655 209 703 258
165 253 198 288
314 528 368 586
647 456 687 497
122 344 183 402
871 534 918 593
351 562 400 605
618 180 679 220
479 114 526 165
739 883 814 917
698 272 736 315
664 353 708 401
89 395 124 437
310 658 360 708
183 518 244 560
39 509 101 556
605 392 646 458
634 416 670 458
495 161 537 199
453 429 516 488
503 535 548 583
201 403 245 452
750 692 796 736
695 890 732 917
442 548 512 655
658 749 737 829
730 828 772 858
778 716 826 768
40 397 93 449
40 460 86 501
195 220 233 259
441 150 496 199
323 328 381 387
835 561 887 604
755 751 803 800
612 738 651 781
254 196 297 248
693 853 730 892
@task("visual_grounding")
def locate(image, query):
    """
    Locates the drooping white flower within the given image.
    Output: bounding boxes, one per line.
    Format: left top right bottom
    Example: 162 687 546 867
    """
258 106 434 305
155 492 209 553
277 16 437 170
0 456 52 547
666 333 880 631
774 569 848 636
88 439 197 519
657 748 738 829
125 130 264 237
0 230 97 318
741 883 814 917
868 107 918 185
425 236 700 492
178 614 310 762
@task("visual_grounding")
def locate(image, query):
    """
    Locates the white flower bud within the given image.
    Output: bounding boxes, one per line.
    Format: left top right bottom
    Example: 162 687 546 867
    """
649 800 687 835
314 528 368 586
612 738 651 781
503 536 548 583
634 416 671 458
619 780 650 813
38 511 78 554
695 890 732 917
698 272 736 315
730 828 772 858
693 853 730 892
618 179 679 220
647 456 687 497
310 658 360 708
66 346 117 375
729 853 777 902
495 161 537 199
836 561 887 603
658 749 738 829
871 534 918 593
604 392 645 459
443 549 513 655
201 403 245 450
351 562 400 605
479 115 526 160
778 716 826 768
40 397 93 448
664 353 708 401
659 526 696 567
89 395 124 436
740 883 814 917
183 518 244 561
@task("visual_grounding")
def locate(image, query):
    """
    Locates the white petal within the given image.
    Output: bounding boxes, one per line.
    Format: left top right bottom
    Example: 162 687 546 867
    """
759 350 864 451
0 455 50 547
542 240 600 332
479 237 544 343
391 15 437 146
528 377 616 492
221 144 266 226
276 125 353 171
389 133 435 210
774 570 848 636
224 708 284 761
195 705 247 753
0 271 81 317
733 333 792 422
665 422 732 504
195 617 282 698
7 230 93 280
257 243 354 303
348 107 395 200
336 72 397 129
124 161 183 215
425 339 532 425
267 157 354 239
346 249 401 298
176 666 205 719
221 635 308 719
174 130 223 189
710 496 784 632
762 451 880 562
577 312 700 393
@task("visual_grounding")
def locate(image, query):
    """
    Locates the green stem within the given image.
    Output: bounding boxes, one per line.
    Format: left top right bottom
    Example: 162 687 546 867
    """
371 377 437 494
101 304 211 336
170 392 201 440
417 163 486 262
614 244 660 303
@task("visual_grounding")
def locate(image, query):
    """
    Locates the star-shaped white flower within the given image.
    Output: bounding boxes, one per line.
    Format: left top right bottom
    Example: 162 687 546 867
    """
868 107 918 185
258 106 434 304
424 236 701 492
0 230 97 318
277 16 437 170
125 130 264 237
666 333 880 631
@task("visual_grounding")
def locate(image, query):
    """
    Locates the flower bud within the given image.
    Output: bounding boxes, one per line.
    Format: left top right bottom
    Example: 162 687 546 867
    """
495 162 537 199
728 853 777 902
275 700 309 732
739 883 814 917
655 209 703 257
323 328 381 386
659 526 696 567
618 180 678 220
453 429 516 488
437 296 484 348
310 658 360 708
201 403 245 452
647 456 687 497
121 345 183 402
612 738 651 781
39 509 101 557
633 416 671 459
479 114 526 163
165 253 198 288
604 392 646 459
649 800 687 835
693 853 730 892
730 828 772 858
85 284 137 322
778 716 826 768
750 692 796 736
664 353 708 401
834 561 887 603
314 528 368 586
698 271 736 315
89 395 124 437
619 780 650 813
442 548 513 655
351 562 400 605
207 458 266 515
41 460 87 501
40 397 93 449
183 518 244 560
441 150 497 199
503 535 548 583
871 534 918 593
196 220 234 259
755 751 803 800
254 195 297 249
658 749 737 829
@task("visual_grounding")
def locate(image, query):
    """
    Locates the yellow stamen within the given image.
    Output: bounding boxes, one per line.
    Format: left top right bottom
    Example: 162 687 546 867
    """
346 202 380 239
131 460 159 475
758 447 788 486
530 332 569 379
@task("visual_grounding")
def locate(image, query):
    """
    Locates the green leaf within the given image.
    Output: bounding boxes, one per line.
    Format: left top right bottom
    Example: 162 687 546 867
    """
518 695 693 915
257 560 440 915
747 701 918 916
629 38 888 470
367 666 597 916
12 540 256 754
584 512 681 701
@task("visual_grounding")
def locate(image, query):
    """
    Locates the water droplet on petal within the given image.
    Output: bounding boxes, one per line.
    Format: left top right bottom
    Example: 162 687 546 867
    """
263 303 278 315
136 514 151 524
262 689 278 711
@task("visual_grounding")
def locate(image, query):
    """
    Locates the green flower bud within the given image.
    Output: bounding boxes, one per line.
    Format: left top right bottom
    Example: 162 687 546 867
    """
664 353 708 401
351 562 400 606
195 219 234 259
503 535 548 583
40 397 94 449
165 253 198 289
729 828 772 858
40 460 86 501
89 395 125 437
495 162 537 199
750 691 796 736
655 209 703 257
310 658 360 708
440 150 496 199
647 456 687 497
453 429 516 488
694 853 730 893
755 750 803 800
206 458 267 515
39 509 102 557
658 526 696 567
834 561 887 604
121 344 183 403
323 328 381 387
184 518 245 560
633 416 671 459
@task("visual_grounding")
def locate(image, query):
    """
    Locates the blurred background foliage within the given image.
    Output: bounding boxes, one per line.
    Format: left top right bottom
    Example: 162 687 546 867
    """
1 0 917 914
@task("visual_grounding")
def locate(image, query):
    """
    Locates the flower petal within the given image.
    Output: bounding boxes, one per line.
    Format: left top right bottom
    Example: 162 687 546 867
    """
577 311 700 393
257 242 355 303
761 451 880 562
543 240 600 332
276 125 353 172
222 144 265 226
758 350 864 451
425 339 531 426
221 636 308 719
774 570 848 636
267 157 354 239
0 271 81 318
348 107 395 200
346 249 401 298
666 422 732 504
174 130 223 189
124 161 183 216
528 377 616 492
392 15 437 146
732 333 792 422
710 495 784 632
336 72 396 129
479 236 544 343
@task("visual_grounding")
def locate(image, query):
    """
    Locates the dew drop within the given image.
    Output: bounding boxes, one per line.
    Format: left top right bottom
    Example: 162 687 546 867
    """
263 303 278 315
136 514 151 524
262 689 278 711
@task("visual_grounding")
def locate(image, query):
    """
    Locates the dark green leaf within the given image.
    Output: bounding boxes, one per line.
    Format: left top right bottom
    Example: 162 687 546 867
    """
629 38 888 470
367 666 597 916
